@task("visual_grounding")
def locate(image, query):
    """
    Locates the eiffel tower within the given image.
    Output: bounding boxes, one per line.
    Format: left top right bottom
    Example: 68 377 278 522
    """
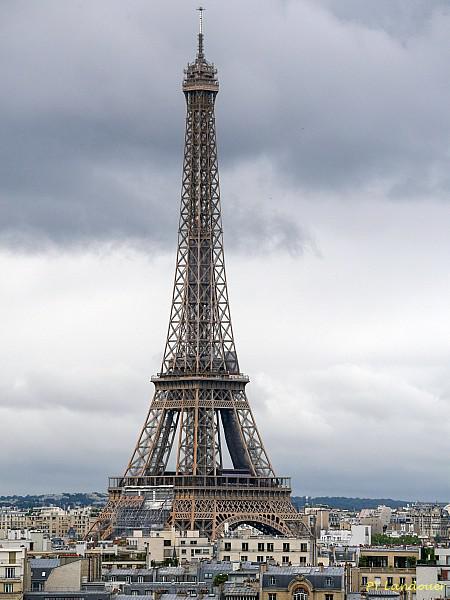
92 10 309 541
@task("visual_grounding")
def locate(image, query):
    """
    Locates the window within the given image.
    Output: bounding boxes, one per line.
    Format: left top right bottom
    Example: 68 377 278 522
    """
399 578 406 585
293 590 308 600
267 543 274 552
3 584 14 594
190 540 197 545
282 556 289 564
269 594 277 600
225 542 231 551
258 543 265 551
241 556 248 562
257 555 264 563
8 552 17 564
32 583 42 591
44 597 85 600
242 542 248 551
283 543 290 552
300 543 308 553
325 577 333 587
138 576 144 583
131 592 139 596
325 595 333 600
299 557 306 564
270 577 277 585
126 576 131 583
223 555 230 562
361 577 367 586
181 540 186 545
181 549 187 555
5 567 15 579
164 540 171 546
387 578 393 587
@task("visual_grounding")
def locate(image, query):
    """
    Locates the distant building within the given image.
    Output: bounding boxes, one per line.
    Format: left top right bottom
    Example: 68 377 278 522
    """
320 525 371 547
388 504 450 540
304 509 330 537
0 506 97 539
359 507 392 536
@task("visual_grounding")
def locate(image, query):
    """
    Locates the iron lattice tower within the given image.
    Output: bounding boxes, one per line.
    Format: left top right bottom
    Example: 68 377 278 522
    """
92 13 309 541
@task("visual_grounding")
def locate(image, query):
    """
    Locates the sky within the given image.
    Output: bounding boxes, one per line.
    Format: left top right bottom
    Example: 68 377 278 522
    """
1 0 450 501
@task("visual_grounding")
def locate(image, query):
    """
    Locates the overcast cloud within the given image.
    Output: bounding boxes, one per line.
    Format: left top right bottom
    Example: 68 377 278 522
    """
0 0 449 500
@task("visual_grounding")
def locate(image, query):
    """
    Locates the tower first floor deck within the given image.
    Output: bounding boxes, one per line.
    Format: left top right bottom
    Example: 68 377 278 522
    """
93 474 312 541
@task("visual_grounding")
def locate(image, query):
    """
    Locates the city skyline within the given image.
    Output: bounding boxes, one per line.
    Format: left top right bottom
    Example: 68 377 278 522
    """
1 0 450 500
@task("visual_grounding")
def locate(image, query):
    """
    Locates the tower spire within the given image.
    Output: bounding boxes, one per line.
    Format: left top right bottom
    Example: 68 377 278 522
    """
197 6 205 58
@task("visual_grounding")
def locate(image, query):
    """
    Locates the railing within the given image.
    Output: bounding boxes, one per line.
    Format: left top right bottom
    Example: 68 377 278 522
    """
108 474 291 491
152 373 249 382
358 567 416 573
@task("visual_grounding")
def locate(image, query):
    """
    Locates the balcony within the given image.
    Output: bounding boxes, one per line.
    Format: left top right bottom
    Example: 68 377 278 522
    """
358 567 416 574
108 474 291 492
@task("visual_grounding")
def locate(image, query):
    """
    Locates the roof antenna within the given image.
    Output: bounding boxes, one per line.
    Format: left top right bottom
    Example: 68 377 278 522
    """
197 6 205 58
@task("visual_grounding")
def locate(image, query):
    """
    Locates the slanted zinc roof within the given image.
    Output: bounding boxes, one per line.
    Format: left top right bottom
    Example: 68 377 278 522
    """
29 558 60 569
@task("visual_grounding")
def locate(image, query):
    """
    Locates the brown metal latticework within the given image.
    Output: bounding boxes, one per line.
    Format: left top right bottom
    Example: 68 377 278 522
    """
91 15 309 541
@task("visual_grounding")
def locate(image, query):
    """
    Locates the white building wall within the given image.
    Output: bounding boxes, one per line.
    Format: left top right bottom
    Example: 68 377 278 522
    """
415 566 446 600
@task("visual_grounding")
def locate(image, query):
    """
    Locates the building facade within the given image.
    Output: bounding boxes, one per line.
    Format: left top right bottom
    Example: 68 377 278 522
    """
261 566 344 600
0 546 27 600
217 536 314 566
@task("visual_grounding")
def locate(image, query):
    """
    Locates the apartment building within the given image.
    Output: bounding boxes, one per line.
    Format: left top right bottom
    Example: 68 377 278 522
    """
350 546 420 592
126 528 213 564
0 546 27 600
320 525 371 547
217 535 314 565
261 565 345 600
0 507 97 539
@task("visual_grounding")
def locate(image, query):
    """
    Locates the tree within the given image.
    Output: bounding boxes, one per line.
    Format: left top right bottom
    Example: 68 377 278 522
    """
372 533 421 546
213 574 229 587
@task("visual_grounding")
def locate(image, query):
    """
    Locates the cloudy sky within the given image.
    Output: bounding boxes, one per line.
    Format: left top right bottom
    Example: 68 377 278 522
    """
1 0 450 501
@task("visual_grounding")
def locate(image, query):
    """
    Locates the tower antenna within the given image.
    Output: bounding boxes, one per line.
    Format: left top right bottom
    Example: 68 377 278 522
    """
198 6 204 34
197 6 205 57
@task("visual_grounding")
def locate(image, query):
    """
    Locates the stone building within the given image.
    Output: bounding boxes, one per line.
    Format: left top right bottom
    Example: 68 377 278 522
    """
217 535 314 565
350 546 420 592
261 566 344 600
0 546 27 600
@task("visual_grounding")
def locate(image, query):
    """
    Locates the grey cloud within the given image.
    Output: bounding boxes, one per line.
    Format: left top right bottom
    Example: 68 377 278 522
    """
1 1 449 251
0 370 147 416
0 408 135 494
0 239 449 496
224 201 313 257
315 0 449 40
